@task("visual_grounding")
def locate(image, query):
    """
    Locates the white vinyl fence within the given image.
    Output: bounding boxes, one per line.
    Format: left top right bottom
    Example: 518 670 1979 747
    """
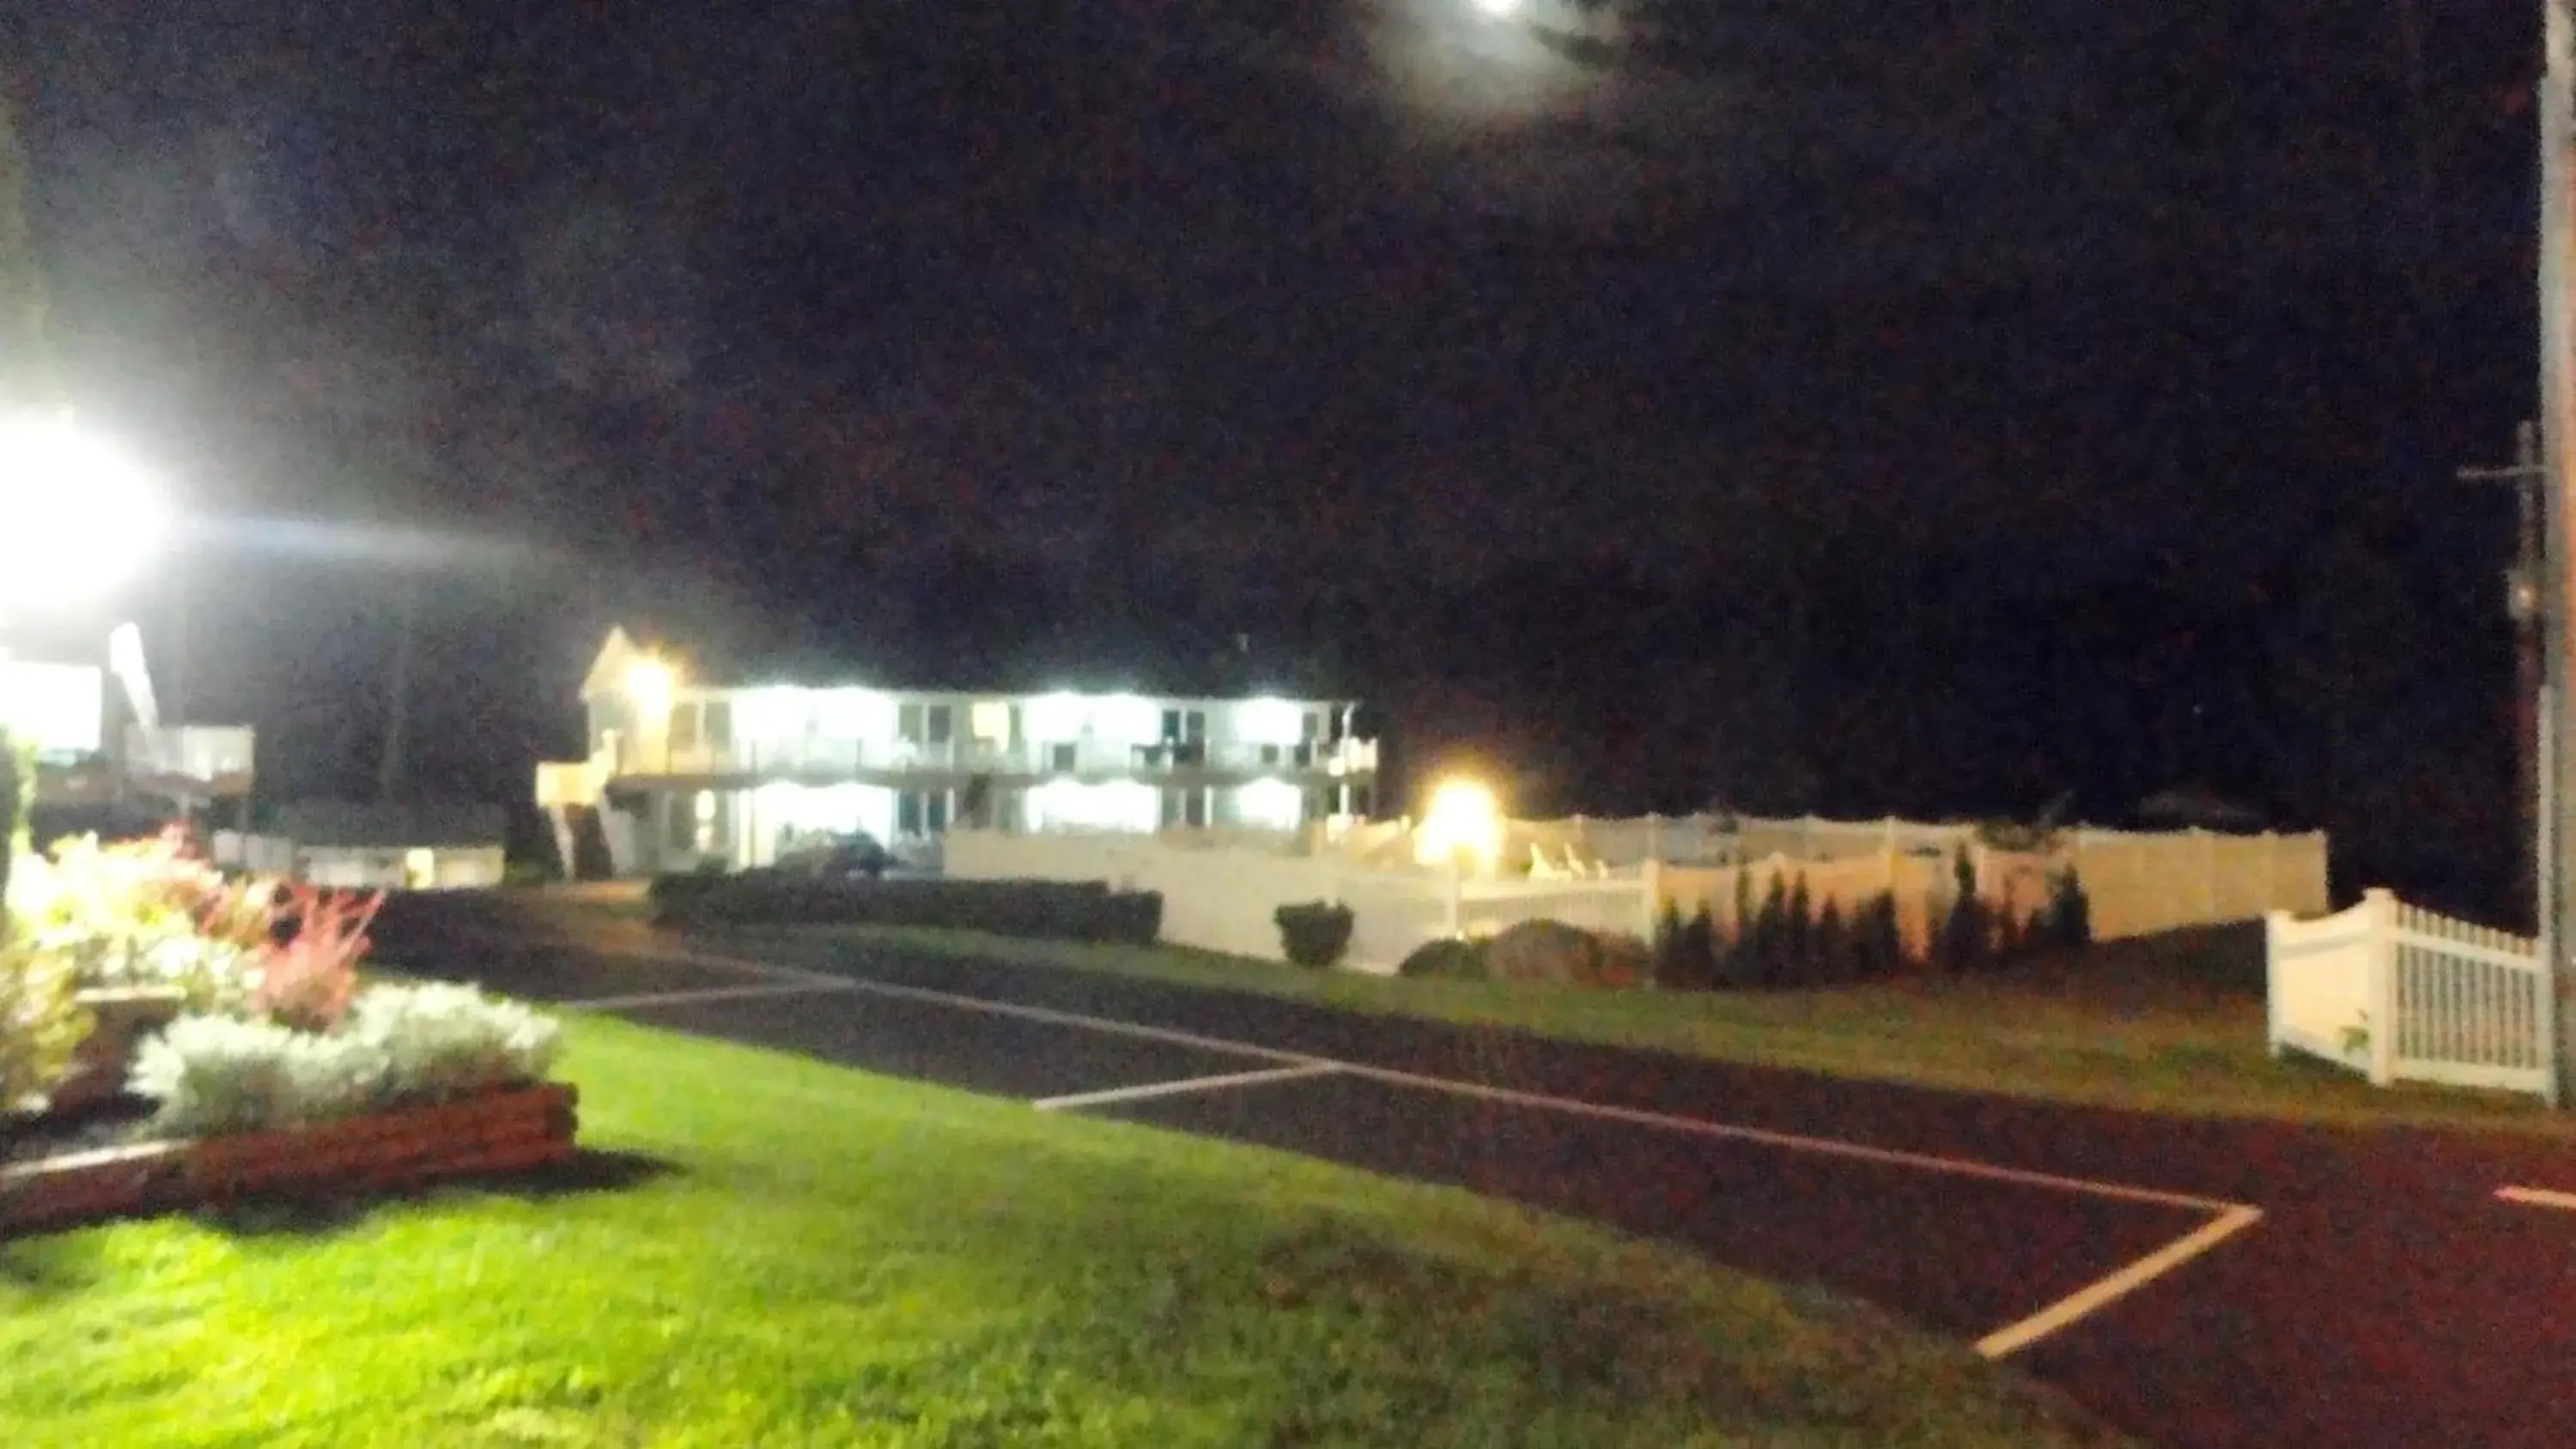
1478 812 2330 943
945 830 1656 972
2267 889 2553 1100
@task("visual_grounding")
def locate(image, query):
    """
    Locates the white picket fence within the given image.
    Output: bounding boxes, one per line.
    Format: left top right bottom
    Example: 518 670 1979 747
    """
2266 889 2554 1100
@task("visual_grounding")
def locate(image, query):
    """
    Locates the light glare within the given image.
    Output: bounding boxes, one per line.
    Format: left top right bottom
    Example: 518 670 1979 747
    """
1415 776 1504 874
0 414 167 606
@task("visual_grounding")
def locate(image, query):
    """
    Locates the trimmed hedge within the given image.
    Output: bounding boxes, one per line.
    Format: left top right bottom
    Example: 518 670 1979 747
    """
1398 937 1488 980
651 872 1163 945
1273 901 1356 970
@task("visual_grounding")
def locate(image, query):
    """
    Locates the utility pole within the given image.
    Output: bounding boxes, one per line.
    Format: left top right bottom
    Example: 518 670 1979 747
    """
376 575 417 804
2462 421 2545 919
2537 0 2576 1106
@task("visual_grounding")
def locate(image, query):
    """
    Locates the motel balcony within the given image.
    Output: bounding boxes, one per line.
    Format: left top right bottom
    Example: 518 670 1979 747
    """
605 734 1381 785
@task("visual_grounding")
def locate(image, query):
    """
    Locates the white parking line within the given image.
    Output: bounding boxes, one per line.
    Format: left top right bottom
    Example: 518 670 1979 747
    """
1973 1205 2265 1359
1035 1062 1346 1113
2497 1185 2576 1212
561 937 2265 1355
561 982 860 1013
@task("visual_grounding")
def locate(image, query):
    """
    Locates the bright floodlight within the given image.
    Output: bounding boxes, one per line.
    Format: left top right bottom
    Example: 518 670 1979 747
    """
1415 776 1504 874
624 656 677 717
1472 0 1522 15
0 413 167 606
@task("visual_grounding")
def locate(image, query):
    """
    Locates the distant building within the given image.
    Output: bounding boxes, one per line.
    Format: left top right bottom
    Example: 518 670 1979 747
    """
0 619 254 828
214 800 507 890
537 626 1382 877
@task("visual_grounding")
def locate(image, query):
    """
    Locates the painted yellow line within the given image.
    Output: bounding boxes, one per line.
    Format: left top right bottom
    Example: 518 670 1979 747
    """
2497 1185 2576 1212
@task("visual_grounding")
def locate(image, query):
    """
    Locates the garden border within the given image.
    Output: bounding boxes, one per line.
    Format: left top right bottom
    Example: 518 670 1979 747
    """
0 1082 578 1235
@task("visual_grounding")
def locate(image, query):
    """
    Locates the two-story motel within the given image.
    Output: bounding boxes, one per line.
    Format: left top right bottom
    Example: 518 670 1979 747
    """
536 627 1382 876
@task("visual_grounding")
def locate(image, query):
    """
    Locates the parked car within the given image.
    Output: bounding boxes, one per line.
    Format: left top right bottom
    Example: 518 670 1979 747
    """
774 831 893 880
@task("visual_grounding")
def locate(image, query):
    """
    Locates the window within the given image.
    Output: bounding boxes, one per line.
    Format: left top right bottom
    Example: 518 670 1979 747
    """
1050 742 1077 772
969 700 1012 743
1161 708 1182 742
897 702 925 743
1260 743 1281 767
1302 712 1321 742
925 704 953 745
897 791 923 837
668 702 700 750
925 791 951 834
703 700 733 748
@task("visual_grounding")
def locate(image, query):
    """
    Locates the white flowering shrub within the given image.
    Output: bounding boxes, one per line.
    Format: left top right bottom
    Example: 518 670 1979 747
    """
129 1015 392 1136
345 983 560 1103
129 985 559 1137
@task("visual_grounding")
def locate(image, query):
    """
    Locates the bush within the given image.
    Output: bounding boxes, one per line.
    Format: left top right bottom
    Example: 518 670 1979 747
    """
255 885 381 1033
1398 937 1487 979
1485 919 1605 985
129 1014 392 1136
12 831 276 1011
652 874 1162 945
1584 932 1652 990
0 939 88 1113
131 983 562 1137
1274 901 1356 970
347 982 562 1104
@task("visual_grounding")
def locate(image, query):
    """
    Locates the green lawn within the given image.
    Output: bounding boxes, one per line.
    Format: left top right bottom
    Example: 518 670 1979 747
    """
0 1016 2119 1448
734 922 2573 1137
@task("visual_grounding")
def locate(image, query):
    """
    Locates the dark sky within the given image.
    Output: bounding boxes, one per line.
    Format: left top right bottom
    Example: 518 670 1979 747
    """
3 0 2550 883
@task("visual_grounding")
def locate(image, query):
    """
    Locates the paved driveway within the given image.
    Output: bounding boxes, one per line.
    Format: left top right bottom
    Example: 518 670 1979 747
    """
379 898 2576 1449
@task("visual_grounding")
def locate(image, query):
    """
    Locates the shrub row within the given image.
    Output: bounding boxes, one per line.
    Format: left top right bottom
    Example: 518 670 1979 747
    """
652 872 1163 945
1653 851 2093 991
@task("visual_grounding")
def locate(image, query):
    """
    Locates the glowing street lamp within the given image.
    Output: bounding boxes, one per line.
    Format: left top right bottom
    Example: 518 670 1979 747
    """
1415 775 1504 875
0 412 167 609
1471 0 1523 15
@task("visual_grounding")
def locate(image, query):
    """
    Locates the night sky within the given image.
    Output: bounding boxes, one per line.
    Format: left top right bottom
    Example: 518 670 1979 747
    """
4 2 2548 912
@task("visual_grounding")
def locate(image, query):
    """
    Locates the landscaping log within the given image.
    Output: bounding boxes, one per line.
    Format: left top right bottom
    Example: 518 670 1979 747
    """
0 1082 579 1235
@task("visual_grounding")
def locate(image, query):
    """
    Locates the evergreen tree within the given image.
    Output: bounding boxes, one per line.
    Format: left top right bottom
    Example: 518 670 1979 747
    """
1784 873 1814 982
1811 899 1849 985
1652 898 1687 987
1934 846 1988 974
1681 903 1716 990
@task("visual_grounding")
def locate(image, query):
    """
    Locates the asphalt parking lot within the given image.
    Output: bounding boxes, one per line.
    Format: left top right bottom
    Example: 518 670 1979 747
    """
379 900 2576 1449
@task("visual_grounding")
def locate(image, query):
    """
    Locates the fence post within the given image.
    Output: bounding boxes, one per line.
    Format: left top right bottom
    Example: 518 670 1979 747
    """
2263 910 2287 1058
2366 888 2400 1087
1645 812 1664 865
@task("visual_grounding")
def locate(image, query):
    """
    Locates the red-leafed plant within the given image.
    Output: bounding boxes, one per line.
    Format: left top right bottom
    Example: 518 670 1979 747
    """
253 885 383 1033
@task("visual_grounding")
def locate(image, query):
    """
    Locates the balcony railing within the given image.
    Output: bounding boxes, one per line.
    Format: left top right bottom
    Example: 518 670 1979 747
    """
614 735 1381 781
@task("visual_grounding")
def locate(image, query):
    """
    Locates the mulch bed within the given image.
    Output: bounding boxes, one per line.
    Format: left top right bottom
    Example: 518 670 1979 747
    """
0 1082 578 1236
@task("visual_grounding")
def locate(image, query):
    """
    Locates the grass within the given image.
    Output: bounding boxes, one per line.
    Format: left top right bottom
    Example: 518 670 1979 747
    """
735 921 2576 1137
0 1016 2122 1448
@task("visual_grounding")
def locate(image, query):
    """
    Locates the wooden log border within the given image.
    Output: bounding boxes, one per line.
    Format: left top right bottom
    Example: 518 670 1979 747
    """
0 1082 579 1236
